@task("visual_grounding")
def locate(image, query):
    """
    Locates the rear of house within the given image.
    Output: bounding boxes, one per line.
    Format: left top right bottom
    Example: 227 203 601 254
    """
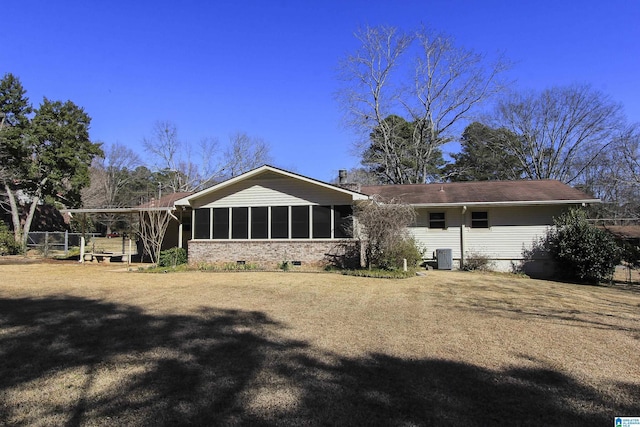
171 165 598 273
174 166 368 268
360 180 598 273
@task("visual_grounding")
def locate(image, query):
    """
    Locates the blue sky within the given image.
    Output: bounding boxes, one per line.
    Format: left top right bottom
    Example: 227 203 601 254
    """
2 0 639 182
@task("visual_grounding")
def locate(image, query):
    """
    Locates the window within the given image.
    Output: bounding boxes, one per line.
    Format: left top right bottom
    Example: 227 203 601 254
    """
471 211 489 228
232 207 248 239
213 208 229 239
312 205 331 238
182 211 192 233
194 208 211 239
429 212 446 229
334 205 353 238
271 206 289 239
196 205 356 241
291 206 309 238
251 207 268 239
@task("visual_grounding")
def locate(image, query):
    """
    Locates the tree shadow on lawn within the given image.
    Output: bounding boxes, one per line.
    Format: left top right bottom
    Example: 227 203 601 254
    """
455 294 640 339
0 297 637 426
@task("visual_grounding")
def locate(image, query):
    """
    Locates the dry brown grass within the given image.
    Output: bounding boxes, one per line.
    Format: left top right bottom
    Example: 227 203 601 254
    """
0 261 639 426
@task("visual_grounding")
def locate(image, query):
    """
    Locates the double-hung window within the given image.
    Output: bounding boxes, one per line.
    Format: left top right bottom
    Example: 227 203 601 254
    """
429 212 446 229
471 211 489 228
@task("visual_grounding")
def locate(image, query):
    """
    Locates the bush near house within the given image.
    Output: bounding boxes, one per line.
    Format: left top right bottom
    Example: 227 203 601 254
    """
354 197 422 271
377 236 424 271
158 247 187 268
545 209 621 284
0 222 21 255
462 251 494 272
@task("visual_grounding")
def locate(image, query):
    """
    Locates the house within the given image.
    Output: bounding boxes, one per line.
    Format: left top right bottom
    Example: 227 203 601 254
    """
172 165 599 272
137 191 193 252
360 180 599 273
173 165 369 267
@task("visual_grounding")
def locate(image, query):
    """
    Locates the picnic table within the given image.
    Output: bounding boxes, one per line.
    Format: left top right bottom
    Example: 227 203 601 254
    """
84 252 124 263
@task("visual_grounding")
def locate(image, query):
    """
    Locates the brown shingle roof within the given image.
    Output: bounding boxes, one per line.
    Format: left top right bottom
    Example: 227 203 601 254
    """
137 192 194 209
360 180 598 205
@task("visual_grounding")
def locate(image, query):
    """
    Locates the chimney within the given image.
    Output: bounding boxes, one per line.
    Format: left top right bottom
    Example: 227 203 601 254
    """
338 169 347 184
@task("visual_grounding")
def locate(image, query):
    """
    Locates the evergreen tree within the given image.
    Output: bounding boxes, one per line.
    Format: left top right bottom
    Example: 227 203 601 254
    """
446 122 524 181
0 73 102 247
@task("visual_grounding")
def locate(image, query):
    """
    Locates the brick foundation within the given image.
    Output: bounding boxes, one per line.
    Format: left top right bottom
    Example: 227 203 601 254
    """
188 239 360 269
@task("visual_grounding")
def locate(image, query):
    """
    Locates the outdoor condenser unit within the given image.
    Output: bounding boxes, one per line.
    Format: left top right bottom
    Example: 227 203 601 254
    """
435 248 453 270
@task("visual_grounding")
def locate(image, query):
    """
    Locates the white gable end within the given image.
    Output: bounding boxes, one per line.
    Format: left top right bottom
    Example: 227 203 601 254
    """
192 175 355 208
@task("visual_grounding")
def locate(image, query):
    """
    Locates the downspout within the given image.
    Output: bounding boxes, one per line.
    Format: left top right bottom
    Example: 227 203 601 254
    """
460 205 467 269
177 208 183 249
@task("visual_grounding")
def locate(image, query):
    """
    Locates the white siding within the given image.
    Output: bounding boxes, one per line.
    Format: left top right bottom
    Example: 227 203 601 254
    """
193 173 353 208
465 225 549 259
464 206 562 260
409 208 464 259
410 205 568 271
409 227 462 259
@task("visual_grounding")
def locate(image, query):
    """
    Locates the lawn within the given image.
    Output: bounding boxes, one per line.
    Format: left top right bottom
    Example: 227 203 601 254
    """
0 261 638 426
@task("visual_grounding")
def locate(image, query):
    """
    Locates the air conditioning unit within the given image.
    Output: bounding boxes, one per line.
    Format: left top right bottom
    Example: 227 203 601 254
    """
435 248 453 270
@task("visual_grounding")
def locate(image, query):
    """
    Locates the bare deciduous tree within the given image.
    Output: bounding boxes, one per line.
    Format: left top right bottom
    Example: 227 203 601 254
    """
338 26 412 183
491 84 624 184
84 143 141 206
82 142 142 233
337 25 510 184
353 197 418 269
620 126 640 187
143 120 219 192
224 132 272 179
137 208 174 265
143 121 272 192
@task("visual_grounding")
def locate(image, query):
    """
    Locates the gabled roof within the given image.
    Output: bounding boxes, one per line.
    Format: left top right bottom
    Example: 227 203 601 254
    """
174 165 369 206
361 180 599 207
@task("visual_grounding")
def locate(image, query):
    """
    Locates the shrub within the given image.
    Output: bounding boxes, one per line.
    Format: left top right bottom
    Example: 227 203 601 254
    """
279 260 290 271
354 198 418 270
341 268 415 279
462 251 494 271
377 236 424 270
0 222 21 255
545 209 621 284
158 247 187 267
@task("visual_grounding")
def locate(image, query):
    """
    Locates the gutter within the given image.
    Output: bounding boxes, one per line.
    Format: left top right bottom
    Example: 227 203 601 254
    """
410 199 600 208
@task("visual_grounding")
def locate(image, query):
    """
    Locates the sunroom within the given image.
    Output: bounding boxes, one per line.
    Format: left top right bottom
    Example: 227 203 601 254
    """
174 165 369 268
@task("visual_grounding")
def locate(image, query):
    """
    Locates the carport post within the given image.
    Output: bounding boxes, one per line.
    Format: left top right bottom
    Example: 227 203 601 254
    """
79 237 85 263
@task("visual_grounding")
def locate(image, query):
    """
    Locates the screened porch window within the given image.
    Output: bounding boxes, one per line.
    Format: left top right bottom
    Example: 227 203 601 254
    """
194 208 211 239
312 205 331 238
334 205 353 238
291 206 309 238
271 206 289 239
213 208 229 239
192 205 356 240
232 207 248 239
251 207 268 239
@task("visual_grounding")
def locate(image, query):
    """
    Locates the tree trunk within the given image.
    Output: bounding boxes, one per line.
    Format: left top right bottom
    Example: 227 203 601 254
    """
22 196 40 248
5 183 22 244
